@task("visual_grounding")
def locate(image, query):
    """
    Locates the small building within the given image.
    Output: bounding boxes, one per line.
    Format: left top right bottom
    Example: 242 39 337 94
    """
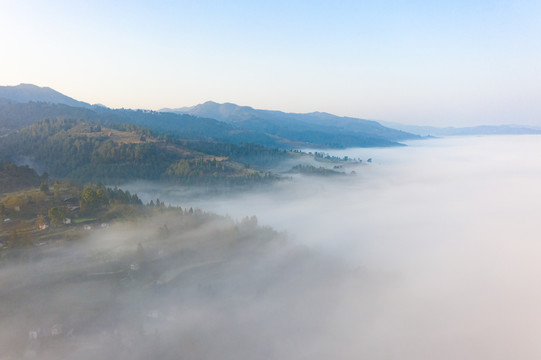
4 218 11 223
39 224 49 230
50 324 63 336
28 329 41 340
63 218 71 224
83 225 92 231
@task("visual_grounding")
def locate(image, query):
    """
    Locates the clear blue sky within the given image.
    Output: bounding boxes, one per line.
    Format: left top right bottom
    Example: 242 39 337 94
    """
1 0 540 126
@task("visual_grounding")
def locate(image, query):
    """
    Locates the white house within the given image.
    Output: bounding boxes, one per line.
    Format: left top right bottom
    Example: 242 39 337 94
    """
28 329 41 340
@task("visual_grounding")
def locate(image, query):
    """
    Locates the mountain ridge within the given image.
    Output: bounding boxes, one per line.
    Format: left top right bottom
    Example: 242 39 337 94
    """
379 121 541 137
0 83 93 109
162 101 418 145
2 84 537 141
0 84 411 148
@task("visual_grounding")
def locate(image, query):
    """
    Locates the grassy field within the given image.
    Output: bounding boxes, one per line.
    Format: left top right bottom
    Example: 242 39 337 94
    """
73 218 96 224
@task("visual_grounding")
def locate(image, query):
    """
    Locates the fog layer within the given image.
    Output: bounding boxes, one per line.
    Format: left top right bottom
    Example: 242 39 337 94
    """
126 135 541 359
4 135 541 359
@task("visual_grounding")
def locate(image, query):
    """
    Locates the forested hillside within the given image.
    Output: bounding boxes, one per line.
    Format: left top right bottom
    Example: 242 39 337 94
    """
0 119 276 185
0 161 45 194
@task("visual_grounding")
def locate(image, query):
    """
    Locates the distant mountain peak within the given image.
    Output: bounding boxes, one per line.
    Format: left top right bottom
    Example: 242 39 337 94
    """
17 83 41 88
198 101 255 111
0 83 92 108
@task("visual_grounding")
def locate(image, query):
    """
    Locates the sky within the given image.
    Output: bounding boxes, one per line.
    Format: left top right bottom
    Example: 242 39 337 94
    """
0 0 540 126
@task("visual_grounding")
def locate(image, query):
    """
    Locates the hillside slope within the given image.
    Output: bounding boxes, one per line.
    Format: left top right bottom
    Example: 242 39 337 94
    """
0 119 275 185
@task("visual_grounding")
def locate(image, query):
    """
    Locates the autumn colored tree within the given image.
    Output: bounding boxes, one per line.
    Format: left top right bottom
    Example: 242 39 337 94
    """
48 207 68 226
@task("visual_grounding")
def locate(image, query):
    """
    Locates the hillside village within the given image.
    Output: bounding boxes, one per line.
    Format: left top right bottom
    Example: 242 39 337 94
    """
0 169 144 250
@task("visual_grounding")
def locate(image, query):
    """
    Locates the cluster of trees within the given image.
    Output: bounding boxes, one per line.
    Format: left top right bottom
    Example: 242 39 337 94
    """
289 164 344 176
166 159 235 177
79 184 143 213
311 151 361 162
80 184 109 212
107 187 143 205
164 158 275 185
179 141 292 168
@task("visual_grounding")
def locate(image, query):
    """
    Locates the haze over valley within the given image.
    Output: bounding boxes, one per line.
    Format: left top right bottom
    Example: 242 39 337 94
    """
3 133 541 359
